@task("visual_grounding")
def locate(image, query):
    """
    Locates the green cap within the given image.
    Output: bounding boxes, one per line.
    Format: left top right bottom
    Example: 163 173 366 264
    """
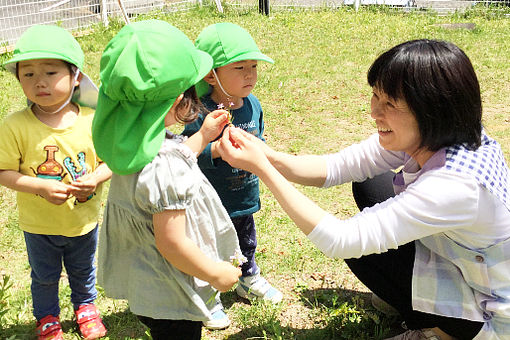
194 23 273 97
92 20 213 175
3 25 98 108
4 25 84 72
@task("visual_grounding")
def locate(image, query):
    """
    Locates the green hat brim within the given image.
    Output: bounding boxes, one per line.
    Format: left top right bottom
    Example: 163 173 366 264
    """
4 53 80 74
215 50 274 68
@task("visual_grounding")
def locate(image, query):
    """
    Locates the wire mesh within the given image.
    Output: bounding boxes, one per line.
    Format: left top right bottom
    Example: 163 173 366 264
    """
0 0 198 53
1 0 509 53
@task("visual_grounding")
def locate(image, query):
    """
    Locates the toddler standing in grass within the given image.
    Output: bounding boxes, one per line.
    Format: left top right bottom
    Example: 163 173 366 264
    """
0 25 110 340
182 22 283 330
92 20 242 340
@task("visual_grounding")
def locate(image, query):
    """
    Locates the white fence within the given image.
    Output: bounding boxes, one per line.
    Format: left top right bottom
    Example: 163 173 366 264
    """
0 0 198 52
1 0 509 53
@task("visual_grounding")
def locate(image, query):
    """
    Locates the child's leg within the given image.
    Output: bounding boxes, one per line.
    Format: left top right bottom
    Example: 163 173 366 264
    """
137 315 202 340
63 226 98 308
231 215 258 276
232 215 283 303
23 232 64 320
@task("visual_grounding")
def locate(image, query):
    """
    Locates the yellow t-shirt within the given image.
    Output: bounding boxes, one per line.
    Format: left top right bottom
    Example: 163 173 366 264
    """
0 105 104 236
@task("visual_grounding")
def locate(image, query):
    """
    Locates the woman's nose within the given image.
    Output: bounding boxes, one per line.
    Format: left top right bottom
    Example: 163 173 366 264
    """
370 102 381 119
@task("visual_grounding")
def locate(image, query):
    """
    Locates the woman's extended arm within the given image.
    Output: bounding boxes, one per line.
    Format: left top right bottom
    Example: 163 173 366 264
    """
232 129 328 187
218 127 482 258
218 128 328 234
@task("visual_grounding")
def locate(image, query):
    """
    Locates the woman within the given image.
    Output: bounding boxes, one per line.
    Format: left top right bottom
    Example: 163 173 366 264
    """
217 39 510 340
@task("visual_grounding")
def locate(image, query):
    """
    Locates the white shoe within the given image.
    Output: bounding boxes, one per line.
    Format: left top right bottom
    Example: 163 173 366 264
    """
385 329 442 340
203 308 230 330
236 272 283 304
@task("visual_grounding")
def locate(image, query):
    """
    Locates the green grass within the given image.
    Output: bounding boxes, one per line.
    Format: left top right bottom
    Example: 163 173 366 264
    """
0 4 509 339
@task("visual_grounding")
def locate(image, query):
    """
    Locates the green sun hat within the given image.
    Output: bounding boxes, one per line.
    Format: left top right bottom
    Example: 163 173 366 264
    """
194 22 274 97
91 20 213 175
3 25 98 108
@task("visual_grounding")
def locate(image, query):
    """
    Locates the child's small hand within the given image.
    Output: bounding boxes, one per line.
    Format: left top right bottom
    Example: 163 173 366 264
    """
200 110 230 143
210 261 242 292
39 180 73 205
69 173 98 201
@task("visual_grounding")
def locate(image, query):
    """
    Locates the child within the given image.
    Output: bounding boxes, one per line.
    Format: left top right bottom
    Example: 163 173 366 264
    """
91 20 242 340
0 25 110 340
182 22 282 329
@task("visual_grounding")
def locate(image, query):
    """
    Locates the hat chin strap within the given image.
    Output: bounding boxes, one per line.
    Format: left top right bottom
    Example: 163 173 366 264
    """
211 68 233 99
36 69 80 114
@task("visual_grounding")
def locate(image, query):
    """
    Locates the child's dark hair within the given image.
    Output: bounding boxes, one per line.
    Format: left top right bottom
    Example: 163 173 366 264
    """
367 39 482 151
173 85 204 124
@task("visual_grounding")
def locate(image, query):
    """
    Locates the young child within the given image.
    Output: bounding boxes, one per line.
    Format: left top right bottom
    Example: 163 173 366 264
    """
182 22 283 328
91 20 242 340
0 25 110 340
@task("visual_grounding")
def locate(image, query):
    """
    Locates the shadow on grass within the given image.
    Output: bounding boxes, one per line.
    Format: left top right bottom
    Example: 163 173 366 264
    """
0 289 401 340
221 287 402 340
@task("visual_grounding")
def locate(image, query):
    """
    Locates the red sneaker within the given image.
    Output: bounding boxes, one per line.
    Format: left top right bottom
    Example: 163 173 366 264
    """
36 315 64 340
75 304 107 339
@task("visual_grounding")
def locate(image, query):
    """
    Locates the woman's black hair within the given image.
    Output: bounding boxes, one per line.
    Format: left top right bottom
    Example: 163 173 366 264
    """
367 39 482 151
173 85 204 124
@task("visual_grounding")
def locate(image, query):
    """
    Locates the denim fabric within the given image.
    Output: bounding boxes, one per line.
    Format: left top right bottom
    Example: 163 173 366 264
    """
24 226 99 320
231 214 259 277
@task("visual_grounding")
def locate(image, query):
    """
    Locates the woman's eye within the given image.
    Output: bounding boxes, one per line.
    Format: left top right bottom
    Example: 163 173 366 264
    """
24 73 33 77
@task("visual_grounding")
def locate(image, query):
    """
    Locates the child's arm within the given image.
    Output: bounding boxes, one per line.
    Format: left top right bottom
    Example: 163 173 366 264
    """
0 169 72 205
153 209 241 292
68 162 112 201
184 110 229 156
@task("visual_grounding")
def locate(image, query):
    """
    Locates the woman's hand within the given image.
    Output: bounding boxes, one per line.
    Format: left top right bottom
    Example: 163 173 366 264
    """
217 126 271 175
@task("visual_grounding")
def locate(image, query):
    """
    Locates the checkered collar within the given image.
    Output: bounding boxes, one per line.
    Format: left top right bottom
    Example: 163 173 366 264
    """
445 131 509 211
393 131 509 212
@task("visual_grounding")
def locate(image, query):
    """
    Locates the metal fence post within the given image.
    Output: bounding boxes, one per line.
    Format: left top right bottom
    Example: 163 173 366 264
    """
101 0 109 26
259 0 269 15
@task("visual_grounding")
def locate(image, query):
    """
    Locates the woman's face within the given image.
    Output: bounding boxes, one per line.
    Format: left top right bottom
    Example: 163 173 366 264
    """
370 87 431 164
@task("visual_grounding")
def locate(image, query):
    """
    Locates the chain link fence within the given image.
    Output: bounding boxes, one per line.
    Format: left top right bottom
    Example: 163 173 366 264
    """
0 0 199 53
1 0 509 53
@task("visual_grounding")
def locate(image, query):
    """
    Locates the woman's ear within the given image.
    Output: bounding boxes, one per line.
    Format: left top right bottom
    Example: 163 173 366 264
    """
203 70 216 86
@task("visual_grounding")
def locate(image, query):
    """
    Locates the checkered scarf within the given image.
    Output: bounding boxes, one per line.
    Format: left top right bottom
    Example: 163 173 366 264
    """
445 132 509 212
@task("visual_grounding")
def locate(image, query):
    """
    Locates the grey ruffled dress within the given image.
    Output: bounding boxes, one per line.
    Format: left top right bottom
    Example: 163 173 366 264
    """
97 133 240 321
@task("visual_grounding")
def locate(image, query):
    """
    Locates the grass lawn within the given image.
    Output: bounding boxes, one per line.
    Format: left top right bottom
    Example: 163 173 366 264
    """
0 4 509 339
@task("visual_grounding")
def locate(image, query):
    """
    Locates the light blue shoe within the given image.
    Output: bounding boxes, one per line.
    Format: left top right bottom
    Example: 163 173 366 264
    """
236 272 283 304
203 307 230 330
